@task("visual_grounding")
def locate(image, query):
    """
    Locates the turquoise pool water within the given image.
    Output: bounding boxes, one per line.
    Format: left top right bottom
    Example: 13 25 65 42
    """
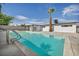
10 31 64 56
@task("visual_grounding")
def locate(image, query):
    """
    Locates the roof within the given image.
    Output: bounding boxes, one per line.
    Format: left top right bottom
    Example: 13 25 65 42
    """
44 22 79 26
9 21 79 26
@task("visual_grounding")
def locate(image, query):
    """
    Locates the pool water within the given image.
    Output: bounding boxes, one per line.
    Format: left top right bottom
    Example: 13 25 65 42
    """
10 31 64 56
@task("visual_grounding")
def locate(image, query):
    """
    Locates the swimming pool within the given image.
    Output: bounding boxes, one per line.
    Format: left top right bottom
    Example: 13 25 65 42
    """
10 31 64 56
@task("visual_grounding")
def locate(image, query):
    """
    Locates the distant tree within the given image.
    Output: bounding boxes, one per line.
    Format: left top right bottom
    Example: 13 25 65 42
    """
0 4 13 25
0 13 13 25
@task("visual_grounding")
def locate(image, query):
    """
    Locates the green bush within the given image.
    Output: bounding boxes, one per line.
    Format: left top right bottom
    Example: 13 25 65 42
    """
0 13 13 25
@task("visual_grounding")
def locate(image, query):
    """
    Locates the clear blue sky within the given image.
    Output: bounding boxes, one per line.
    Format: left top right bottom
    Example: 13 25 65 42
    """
2 3 79 25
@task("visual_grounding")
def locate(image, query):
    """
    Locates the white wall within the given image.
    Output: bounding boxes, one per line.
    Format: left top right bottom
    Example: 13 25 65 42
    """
54 25 76 33
43 26 49 31
29 26 43 31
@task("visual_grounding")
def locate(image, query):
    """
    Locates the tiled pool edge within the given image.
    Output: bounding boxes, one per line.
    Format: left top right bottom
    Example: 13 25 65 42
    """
14 40 38 56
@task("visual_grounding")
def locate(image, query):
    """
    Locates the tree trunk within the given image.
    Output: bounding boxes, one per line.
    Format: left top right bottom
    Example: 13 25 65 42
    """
49 16 52 32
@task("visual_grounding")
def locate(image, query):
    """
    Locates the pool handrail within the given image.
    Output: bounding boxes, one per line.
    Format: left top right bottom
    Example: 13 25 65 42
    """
11 30 22 40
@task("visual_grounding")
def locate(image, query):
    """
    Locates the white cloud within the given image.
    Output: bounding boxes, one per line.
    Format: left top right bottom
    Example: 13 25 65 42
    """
15 15 29 20
13 16 49 25
62 4 79 16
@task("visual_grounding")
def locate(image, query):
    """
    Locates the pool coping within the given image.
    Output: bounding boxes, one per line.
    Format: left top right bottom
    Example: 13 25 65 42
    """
14 40 38 56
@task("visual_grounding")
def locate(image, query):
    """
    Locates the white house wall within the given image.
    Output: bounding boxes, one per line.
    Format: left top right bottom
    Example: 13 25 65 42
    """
43 26 49 31
54 25 76 33
30 26 43 31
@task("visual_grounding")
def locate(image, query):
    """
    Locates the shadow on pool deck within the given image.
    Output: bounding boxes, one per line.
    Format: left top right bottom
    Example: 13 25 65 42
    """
0 44 25 56
0 31 25 56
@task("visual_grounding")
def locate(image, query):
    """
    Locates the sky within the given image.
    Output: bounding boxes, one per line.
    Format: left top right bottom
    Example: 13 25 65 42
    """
2 3 79 25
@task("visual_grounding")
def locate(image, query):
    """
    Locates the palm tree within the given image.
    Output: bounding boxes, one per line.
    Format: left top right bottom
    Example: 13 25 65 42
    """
48 8 55 32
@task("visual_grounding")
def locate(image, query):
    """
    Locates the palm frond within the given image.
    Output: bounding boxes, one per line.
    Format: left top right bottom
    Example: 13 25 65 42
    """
48 8 55 14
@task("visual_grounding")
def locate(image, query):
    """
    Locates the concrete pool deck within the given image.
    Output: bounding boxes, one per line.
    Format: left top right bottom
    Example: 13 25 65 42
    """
0 31 79 56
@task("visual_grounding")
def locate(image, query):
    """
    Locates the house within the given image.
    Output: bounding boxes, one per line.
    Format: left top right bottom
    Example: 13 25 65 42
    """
8 22 79 33
43 22 79 33
29 24 45 31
